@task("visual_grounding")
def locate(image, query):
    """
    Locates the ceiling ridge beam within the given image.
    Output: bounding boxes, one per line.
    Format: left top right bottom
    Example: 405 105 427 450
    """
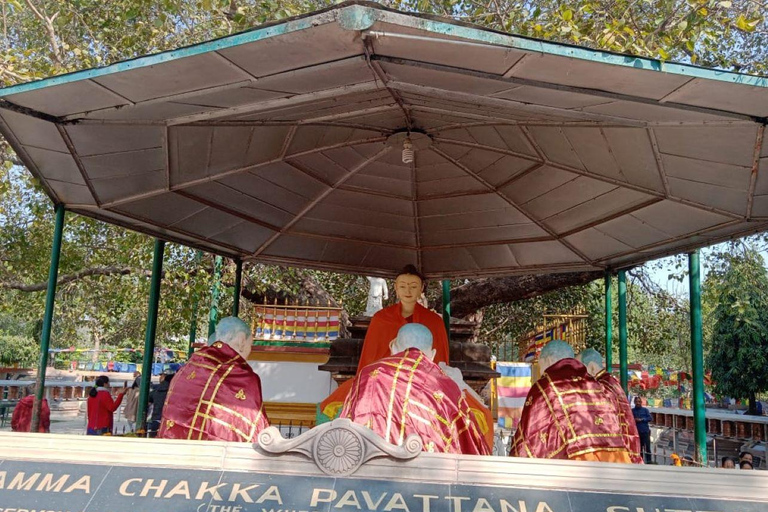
363 39 413 131
373 55 760 123
646 127 671 197
411 153 422 270
251 146 393 258
421 236 553 251
187 119 396 133
557 198 665 239
56 125 101 207
389 81 645 127
747 124 766 219
430 145 600 267
337 184 411 200
289 230 416 251
165 81 381 126
173 189 284 233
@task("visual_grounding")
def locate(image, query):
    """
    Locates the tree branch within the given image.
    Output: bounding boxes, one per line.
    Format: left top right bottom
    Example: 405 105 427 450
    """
0 266 146 292
23 0 63 69
437 271 604 319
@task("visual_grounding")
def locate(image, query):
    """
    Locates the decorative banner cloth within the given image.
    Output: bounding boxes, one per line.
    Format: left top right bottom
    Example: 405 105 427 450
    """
496 362 532 429
255 307 340 341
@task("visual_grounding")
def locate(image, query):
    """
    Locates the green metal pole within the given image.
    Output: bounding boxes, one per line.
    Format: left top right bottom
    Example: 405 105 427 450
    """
442 279 451 342
187 250 203 359
605 271 613 374
136 239 165 432
208 256 223 337
233 259 243 317
30 205 65 433
618 270 628 394
689 250 707 465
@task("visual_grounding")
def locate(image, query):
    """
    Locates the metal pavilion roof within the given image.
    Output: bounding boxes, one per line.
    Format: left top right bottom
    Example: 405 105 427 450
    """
1 1 767 279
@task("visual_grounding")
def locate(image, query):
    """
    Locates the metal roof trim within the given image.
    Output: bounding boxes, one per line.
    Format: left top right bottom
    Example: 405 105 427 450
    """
2 2 768 101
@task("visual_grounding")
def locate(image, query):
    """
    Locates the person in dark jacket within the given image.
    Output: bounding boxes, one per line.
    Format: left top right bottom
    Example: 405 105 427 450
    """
11 385 50 433
147 370 174 437
632 396 653 463
87 375 124 435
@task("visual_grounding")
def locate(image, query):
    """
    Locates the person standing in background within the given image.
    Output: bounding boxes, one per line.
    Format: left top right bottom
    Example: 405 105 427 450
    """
122 378 140 432
11 385 50 433
632 396 653 463
87 375 124 435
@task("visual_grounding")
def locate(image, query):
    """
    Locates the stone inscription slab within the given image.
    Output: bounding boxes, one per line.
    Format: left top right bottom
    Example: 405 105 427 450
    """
0 460 764 512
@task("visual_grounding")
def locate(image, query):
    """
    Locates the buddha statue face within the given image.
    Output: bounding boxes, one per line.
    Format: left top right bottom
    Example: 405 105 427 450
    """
394 273 423 308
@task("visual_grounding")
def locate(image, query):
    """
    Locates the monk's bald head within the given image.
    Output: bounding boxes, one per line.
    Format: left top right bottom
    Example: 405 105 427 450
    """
391 323 435 360
577 348 604 376
214 316 252 359
539 340 574 371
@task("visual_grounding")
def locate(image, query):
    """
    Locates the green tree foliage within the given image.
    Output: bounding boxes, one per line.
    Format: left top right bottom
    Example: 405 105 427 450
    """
706 244 768 414
391 0 767 73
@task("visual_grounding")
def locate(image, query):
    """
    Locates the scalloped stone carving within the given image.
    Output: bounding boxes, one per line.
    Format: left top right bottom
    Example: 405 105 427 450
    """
257 418 422 476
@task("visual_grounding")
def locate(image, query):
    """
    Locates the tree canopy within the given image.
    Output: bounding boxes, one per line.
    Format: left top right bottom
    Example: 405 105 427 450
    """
706 245 768 413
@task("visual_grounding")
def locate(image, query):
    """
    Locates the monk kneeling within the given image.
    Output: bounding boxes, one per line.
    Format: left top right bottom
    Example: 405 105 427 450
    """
341 324 489 455
579 348 643 464
510 340 632 463
160 317 269 442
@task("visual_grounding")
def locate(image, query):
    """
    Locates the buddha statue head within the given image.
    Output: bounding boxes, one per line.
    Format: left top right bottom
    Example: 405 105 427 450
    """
394 264 425 310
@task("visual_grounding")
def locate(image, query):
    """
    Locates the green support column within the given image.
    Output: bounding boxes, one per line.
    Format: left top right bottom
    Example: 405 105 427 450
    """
208 255 223 336
233 259 243 317
605 271 613 373
187 250 203 359
136 239 165 432
30 205 65 433
689 250 707 465
442 280 451 342
618 270 628 393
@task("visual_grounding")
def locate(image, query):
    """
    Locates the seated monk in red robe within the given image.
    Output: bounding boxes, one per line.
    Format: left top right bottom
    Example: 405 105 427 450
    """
159 317 269 442
341 323 489 455
320 265 449 418
579 348 643 464
510 340 632 463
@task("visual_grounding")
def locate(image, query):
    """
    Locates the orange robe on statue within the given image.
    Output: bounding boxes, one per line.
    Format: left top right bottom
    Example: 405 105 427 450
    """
159 341 269 442
596 370 643 464
320 303 449 417
510 358 632 463
341 348 490 455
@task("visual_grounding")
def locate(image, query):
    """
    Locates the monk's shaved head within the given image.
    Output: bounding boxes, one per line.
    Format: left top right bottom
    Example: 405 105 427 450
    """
391 323 434 357
539 340 574 371
578 348 604 376
215 316 253 359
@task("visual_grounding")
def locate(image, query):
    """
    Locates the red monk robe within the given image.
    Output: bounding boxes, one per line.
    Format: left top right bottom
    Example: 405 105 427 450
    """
341 347 490 455
159 341 269 442
510 358 632 462
320 303 448 417
596 370 643 464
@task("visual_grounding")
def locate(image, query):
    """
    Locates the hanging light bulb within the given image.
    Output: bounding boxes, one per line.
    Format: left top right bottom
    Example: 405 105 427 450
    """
402 136 414 164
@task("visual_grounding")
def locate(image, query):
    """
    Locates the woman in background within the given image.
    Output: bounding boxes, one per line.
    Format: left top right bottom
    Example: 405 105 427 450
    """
11 384 50 433
122 378 140 432
86 375 124 435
